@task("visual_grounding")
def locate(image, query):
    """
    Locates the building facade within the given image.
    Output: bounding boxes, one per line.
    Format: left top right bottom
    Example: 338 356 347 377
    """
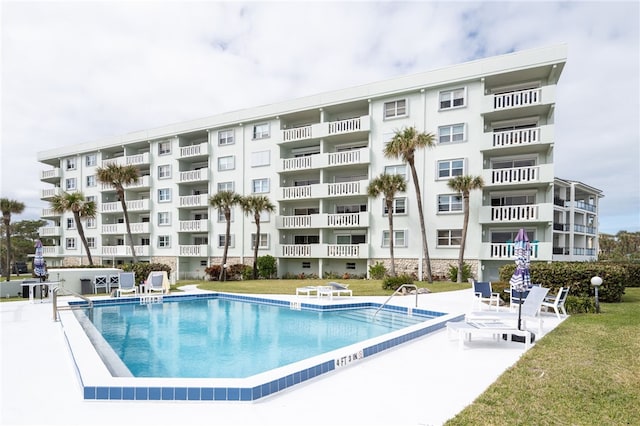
37 44 603 281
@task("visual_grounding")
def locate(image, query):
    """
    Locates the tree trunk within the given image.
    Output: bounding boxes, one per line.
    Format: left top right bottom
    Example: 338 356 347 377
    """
74 211 94 265
408 159 432 282
253 213 260 280
220 209 231 281
457 193 470 283
118 188 138 263
387 201 396 277
3 217 11 282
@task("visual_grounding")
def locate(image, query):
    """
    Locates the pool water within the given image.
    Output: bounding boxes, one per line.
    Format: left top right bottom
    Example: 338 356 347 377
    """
86 297 433 379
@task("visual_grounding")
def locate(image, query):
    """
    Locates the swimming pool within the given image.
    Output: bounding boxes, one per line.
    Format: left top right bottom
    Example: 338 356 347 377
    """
60 292 463 401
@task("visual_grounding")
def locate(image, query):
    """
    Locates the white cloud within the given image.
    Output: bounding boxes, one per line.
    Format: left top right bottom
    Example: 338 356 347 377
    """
1 1 638 234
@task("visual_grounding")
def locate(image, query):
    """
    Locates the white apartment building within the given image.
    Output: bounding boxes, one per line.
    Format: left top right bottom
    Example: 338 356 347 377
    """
37 44 603 281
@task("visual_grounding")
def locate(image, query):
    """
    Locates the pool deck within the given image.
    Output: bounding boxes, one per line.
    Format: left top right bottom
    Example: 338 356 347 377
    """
0 286 564 426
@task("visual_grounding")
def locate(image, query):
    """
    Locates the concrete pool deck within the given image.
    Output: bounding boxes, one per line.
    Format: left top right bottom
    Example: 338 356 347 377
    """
0 287 564 426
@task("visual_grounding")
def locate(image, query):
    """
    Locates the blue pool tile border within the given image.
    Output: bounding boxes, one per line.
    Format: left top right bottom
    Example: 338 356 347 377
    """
68 292 460 402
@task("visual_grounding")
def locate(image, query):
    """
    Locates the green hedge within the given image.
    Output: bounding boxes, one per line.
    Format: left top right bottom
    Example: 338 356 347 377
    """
499 262 627 303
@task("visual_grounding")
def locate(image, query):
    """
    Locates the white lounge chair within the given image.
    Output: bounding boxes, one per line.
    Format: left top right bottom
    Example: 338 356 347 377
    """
541 286 570 319
471 280 500 311
296 286 319 297
145 271 169 294
466 286 550 335
116 272 137 297
446 320 533 350
318 282 352 299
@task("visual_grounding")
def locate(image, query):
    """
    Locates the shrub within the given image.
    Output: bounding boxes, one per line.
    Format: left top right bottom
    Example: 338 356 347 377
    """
382 274 414 291
448 262 472 282
257 255 277 279
564 295 597 314
123 262 171 285
368 261 387 280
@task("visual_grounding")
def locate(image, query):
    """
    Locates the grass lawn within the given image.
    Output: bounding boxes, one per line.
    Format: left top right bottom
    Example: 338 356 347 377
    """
446 287 640 425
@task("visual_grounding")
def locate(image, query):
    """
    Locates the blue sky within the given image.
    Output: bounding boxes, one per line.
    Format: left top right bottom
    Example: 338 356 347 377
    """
1 1 638 234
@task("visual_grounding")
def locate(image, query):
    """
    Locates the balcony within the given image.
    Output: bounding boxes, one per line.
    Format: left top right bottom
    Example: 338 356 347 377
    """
179 168 209 184
178 219 209 232
483 164 553 188
42 246 63 256
179 194 209 208
101 175 151 191
179 244 209 256
279 180 367 201
280 116 370 144
101 222 150 234
101 245 150 257
279 243 368 258
279 148 370 172
480 242 548 260
41 168 61 182
179 142 209 159
100 199 150 213
102 152 150 167
483 86 556 121
479 203 553 224
41 208 61 218
571 201 597 213
37 226 61 237
574 224 597 235
481 125 554 153
41 187 62 200
277 212 369 229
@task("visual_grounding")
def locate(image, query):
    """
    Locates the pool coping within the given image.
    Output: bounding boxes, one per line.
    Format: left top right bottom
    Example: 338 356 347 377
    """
61 292 463 402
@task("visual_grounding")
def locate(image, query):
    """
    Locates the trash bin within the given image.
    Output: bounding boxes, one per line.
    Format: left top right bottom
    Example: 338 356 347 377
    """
80 278 92 294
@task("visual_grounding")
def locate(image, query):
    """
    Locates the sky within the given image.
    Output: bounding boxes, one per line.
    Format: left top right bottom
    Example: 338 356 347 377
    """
1 1 638 235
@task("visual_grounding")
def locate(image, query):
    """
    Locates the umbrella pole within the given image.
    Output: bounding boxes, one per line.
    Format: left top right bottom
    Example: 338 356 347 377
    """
517 290 523 330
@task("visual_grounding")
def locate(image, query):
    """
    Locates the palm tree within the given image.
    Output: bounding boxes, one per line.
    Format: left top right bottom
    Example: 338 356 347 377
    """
384 126 435 282
50 192 97 266
240 195 276 280
209 190 242 281
96 163 140 262
447 175 485 283
367 173 407 277
1 198 25 281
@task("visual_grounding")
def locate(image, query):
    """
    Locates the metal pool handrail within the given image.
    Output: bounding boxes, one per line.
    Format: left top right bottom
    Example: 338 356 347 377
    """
52 284 93 321
372 284 418 319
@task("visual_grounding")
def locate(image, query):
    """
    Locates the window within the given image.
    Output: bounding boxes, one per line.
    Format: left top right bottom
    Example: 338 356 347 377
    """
294 235 319 244
438 124 465 144
336 204 366 214
87 237 96 249
302 262 311 269
158 236 170 248
383 198 407 215
251 233 269 249
438 194 463 212
86 218 96 229
337 234 366 244
218 129 235 146
200 260 207 266
253 123 270 139
492 158 536 169
65 238 76 249
384 99 407 119
251 150 270 167
158 188 171 202
158 212 171 225
66 158 77 170
252 178 270 193
346 262 356 270
218 234 235 248
194 236 208 245
65 178 76 191
438 159 464 179
66 218 75 229
218 155 235 171
86 195 97 203
217 181 234 192
382 230 407 247
384 164 407 179
295 207 320 215
158 164 171 179
140 237 150 246
86 175 96 187
439 88 465 110
438 229 462 246
85 154 96 167
158 141 171 155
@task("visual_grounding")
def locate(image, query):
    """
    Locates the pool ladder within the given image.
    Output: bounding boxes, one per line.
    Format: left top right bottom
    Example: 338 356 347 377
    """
52 285 93 321
372 284 418 320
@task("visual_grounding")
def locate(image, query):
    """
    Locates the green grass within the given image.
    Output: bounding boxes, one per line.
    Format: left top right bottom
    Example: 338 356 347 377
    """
446 287 640 426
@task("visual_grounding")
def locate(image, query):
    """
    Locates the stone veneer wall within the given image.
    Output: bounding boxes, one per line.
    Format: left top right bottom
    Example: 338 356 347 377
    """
368 258 480 281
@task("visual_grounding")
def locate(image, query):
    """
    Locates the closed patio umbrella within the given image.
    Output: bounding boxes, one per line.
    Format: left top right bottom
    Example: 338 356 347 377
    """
33 239 47 282
509 228 531 332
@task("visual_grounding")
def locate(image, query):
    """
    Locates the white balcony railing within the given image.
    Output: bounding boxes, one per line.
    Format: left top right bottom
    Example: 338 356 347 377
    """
179 194 209 208
493 88 541 109
37 226 61 237
327 117 363 135
41 168 61 181
277 212 368 229
100 199 150 213
282 126 312 142
41 187 62 199
491 205 540 222
179 219 209 232
42 246 63 256
280 116 370 143
490 166 540 185
279 243 367 258
179 142 209 158
280 180 367 200
179 244 209 256
102 152 150 168
101 245 149 257
101 175 151 191
101 222 150 234
179 168 208 183
492 127 540 147
488 242 541 259
41 208 61 217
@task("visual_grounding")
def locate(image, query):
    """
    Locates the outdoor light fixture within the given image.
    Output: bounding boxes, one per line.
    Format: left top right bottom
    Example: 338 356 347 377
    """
591 276 603 313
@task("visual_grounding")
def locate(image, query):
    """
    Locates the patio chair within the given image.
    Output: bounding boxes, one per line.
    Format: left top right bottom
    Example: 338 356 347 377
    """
541 286 570 319
296 286 319 297
471 280 500 311
145 271 169 294
116 272 137 297
93 275 108 294
318 282 352 299
108 274 120 294
467 285 550 335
